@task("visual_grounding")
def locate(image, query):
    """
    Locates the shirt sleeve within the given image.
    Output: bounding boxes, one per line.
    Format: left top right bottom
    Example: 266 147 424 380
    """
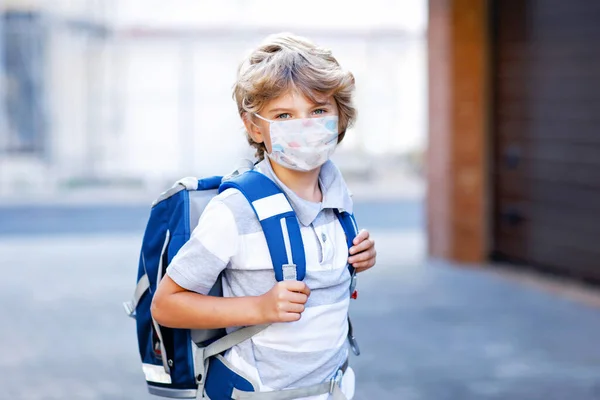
166 198 239 294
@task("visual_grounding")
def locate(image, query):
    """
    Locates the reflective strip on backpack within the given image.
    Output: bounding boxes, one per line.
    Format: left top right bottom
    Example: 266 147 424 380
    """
279 218 297 281
142 363 172 384
152 230 172 375
252 193 293 221
157 230 171 285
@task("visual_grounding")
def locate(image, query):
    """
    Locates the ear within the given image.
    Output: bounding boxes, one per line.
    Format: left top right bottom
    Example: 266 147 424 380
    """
243 113 264 144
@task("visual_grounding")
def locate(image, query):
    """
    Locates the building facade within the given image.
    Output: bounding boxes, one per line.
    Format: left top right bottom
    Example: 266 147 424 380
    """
428 0 600 281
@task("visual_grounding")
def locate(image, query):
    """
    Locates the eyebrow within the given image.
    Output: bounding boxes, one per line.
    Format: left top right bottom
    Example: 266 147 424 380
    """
267 107 294 114
267 102 332 114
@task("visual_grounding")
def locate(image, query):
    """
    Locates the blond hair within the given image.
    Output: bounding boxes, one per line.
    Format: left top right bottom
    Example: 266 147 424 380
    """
233 33 356 160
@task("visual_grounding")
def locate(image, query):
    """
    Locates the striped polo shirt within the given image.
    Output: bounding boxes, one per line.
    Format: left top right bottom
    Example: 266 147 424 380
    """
166 158 356 399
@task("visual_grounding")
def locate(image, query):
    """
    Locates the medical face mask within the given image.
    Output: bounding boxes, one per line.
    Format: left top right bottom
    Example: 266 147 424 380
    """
254 114 339 172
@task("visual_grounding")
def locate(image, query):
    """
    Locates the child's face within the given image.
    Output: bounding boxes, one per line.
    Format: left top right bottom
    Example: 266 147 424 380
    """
246 89 339 154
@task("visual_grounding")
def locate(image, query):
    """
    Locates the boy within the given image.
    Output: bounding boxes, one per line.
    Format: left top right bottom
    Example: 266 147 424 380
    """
152 33 377 400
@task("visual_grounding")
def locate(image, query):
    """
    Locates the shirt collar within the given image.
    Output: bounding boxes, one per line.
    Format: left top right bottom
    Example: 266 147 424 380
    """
255 158 353 227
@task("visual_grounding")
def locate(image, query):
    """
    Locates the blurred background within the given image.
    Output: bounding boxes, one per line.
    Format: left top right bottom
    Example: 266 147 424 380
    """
0 0 426 198
2 0 600 399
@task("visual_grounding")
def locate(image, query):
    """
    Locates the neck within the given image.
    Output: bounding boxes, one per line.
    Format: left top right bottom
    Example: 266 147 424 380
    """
268 158 322 202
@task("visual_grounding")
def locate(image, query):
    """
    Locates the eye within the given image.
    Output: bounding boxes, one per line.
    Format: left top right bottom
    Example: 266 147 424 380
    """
312 108 327 116
275 113 292 119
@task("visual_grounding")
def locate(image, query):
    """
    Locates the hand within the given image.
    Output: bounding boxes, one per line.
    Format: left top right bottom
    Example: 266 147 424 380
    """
258 281 310 323
348 229 377 273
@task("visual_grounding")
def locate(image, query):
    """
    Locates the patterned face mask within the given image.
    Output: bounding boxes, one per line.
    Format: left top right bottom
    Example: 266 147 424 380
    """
254 114 339 172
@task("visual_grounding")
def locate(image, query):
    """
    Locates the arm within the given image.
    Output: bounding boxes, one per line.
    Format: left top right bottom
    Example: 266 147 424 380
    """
151 274 311 329
150 197 254 329
151 274 263 329
149 195 309 329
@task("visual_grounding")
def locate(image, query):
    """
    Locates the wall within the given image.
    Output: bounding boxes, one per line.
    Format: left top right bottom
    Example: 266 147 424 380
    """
427 0 489 263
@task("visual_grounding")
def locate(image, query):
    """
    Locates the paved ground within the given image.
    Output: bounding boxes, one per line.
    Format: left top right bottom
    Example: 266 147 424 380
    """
0 200 422 236
1 199 600 399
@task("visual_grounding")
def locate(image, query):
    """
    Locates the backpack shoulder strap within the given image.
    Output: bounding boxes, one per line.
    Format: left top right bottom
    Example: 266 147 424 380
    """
334 209 359 277
218 171 306 282
334 209 362 356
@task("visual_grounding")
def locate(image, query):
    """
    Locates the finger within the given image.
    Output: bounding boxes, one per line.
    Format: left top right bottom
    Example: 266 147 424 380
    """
297 283 311 296
349 237 374 256
349 249 374 264
280 312 302 322
351 236 375 256
281 302 305 314
352 229 370 246
282 280 307 292
287 291 309 304
300 285 311 297
353 260 375 271
352 247 376 262
283 281 311 296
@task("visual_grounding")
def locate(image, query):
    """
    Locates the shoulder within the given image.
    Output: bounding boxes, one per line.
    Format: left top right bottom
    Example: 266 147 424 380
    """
211 188 262 235
213 188 255 216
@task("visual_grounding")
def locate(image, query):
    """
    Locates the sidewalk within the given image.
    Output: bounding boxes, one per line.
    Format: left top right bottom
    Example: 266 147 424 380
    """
2 229 600 399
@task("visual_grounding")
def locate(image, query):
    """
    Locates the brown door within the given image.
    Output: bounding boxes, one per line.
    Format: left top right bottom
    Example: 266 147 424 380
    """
492 0 600 281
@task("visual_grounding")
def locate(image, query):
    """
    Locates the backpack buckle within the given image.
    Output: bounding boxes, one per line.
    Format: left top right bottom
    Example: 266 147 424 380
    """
348 333 360 356
123 301 136 319
329 369 343 393
349 274 357 294
347 317 361 356
223 159 255 181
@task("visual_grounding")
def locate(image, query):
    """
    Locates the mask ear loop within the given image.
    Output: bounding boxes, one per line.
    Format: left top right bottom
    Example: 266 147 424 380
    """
245 113 272 159
253 113 273 124
245 113 272 131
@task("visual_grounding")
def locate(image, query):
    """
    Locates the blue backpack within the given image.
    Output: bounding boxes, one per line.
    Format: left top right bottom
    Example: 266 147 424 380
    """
124 165 360 399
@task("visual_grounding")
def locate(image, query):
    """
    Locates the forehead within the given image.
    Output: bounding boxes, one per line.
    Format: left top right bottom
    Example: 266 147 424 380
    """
264 89 333 110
